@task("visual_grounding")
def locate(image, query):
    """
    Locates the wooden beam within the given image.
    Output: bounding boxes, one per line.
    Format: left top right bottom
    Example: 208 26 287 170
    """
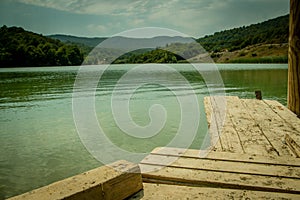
288 0 300 117
8 160 143 200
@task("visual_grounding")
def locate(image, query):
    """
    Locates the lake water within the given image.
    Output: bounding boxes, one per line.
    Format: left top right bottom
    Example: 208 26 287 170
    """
0 63 287 199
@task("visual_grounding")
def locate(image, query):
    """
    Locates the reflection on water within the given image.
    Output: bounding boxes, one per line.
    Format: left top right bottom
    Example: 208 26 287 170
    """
0 64 287 199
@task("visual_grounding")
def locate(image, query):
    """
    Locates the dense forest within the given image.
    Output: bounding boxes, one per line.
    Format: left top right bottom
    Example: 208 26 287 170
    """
197 14 289 52
113 49 186 64
0 26 83 67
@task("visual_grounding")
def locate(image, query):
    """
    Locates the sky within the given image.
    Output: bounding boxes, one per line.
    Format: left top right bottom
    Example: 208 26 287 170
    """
0 0 290 38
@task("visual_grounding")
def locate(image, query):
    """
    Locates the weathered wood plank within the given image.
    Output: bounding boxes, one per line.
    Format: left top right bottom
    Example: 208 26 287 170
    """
214 96 245 153
264 100 300 150
220 96 246 154
204 96 282 156
226 96 277 156
136 183 300 200
140 154 300 179
241 99 294 156
204 96 300 157
151 147 300 166
286 134 300 158
203 96 222 151
140 164 300 194
264 100 300 132
8 160 143 200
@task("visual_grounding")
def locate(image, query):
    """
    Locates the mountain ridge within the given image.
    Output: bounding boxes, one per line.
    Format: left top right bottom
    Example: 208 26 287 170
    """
49 14 288 64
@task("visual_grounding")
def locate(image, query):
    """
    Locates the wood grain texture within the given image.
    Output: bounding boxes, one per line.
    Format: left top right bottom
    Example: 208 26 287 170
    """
140 147 300 195
141 165 300 194
140 154 300 178
286 134 300 158
136 183 300 200
204 96 300 157
8 160 143 200
241 99 294 156
151 147 300 166
288 0 300 116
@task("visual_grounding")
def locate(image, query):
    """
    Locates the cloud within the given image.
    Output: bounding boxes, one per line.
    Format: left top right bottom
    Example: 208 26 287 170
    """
87 24 107 33
7 0 289 37
16 0 150 16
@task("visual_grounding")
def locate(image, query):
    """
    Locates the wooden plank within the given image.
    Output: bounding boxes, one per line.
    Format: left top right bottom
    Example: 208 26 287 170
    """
220 96 245 154
241 99 294 156
140 164 300 194
286 134 300 158
217 124 245 153
8 160 143 200
225 96 277 156
264 100 300 149
140 154 300 179
213 96 245 153
203 96 222 151
264 100 300 132
133 183 300 200
204 96 280 155
151 147 300 167
204 96 300 157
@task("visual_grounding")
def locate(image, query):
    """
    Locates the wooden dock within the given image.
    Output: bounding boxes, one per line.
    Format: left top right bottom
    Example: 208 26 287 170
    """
137 96 300 199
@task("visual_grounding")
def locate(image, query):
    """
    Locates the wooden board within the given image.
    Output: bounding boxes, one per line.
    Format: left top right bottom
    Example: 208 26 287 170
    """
228 97 277 156
140 147 300 195
204 96 300 157
203 96 223 151
264 99 300 132
241 99 294 156
8 160 143 200
131 183 300 200
211 96 245 153
141 154 300 179
151 147 300 166
141 165 300 194
286 134 300 158
265 99 300 151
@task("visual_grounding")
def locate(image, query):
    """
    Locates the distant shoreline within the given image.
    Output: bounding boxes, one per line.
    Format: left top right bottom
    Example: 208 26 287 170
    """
0 63 289 70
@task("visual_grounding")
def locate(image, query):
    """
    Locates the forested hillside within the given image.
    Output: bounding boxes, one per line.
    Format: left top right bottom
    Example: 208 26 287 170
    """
0 26 83 67
197 14 288 52
48 34 107 47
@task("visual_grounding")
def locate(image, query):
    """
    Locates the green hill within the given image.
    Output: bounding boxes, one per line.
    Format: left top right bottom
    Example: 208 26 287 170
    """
0 26 83 67
115 14 289 64
197 14 289 52
48 34 107 48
